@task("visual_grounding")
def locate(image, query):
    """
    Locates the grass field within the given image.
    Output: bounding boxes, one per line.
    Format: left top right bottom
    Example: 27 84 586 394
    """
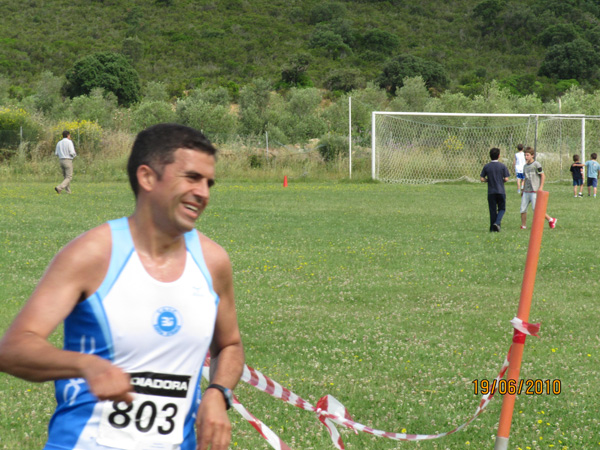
0 180 598 450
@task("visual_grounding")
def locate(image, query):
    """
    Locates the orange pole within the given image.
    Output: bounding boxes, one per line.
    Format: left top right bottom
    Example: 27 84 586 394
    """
494 190 548 450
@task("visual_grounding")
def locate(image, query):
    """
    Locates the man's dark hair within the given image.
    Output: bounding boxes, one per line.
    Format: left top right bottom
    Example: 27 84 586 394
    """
592 153 598 160
127 123 218 197
62 130 70 138
573 154 580 162
517 144 524 151
490 147 500 160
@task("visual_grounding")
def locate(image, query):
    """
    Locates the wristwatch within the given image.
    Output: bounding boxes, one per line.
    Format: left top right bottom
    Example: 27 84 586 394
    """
207 383 233 410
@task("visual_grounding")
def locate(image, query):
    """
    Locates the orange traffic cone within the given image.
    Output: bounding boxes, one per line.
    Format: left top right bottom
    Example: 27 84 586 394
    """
283 175 288 187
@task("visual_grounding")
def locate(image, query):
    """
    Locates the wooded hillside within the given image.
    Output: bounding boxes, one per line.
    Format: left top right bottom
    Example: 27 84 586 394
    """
1 0 600 99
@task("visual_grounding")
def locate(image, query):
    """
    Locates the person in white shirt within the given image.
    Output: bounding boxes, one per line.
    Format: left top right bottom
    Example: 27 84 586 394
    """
514 143 526 194
55 130 77 194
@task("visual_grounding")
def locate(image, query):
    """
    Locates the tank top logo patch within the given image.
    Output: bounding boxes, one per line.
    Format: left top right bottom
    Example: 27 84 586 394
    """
153 307 183 336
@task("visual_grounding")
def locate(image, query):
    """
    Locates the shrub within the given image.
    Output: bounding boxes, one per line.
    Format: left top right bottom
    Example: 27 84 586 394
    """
187 86 231 107
143 81 169 102
249 154 265 168
131 100 177 131
68 88 119 129
176 99 237 143
317 133 347 162
0 107 42 153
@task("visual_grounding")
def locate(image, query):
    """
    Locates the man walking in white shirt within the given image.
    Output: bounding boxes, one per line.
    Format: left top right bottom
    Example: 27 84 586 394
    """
55 130 77 194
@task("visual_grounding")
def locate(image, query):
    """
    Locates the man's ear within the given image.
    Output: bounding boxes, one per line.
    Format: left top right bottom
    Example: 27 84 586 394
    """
137 165 157 193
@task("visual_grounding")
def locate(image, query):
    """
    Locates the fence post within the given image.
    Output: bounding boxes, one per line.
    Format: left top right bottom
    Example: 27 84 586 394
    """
349 96 352 179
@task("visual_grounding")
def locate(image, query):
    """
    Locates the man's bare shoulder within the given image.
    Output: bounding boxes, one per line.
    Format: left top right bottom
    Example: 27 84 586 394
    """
196 232 233 292
62 223 111 256
197 232 231 270
51 223 112 297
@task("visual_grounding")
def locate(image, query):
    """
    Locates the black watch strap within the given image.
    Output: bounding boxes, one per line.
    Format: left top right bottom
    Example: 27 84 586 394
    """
207 383 233 410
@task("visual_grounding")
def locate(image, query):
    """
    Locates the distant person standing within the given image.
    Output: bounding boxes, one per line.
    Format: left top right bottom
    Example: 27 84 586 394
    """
514 144 526 194
585 153 600 198
480 147 510 232
55 130 76 194
570 154 584 197
520 147 557 229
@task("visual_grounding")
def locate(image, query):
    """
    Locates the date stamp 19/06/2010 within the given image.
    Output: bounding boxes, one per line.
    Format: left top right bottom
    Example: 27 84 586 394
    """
472 379 561 396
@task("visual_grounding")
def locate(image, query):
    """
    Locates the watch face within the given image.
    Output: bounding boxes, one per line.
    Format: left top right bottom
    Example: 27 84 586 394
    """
209 384 233 409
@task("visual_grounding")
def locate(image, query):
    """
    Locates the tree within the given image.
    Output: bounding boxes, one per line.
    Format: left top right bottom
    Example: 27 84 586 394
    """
309 29 352 59
324 68 365 92
377 54 449 95
308 2 347 24
472 0 506 35
360 28 399 53
538 24 579 47
280 54 312 88
538 39 599 81
31 71 63 115
64 52 141 107
238 78 272 135
122 37 144 64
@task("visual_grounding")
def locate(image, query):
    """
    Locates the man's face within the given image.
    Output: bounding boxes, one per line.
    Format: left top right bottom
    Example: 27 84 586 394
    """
525 152 534 163
150 148 215 234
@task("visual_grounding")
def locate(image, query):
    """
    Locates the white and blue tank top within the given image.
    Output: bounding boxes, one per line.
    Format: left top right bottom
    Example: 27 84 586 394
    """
44 217 219 450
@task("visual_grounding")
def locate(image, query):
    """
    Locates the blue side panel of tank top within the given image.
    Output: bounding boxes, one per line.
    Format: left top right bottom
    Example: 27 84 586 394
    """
45 217 134 449
184 230 219 306
181 230 219 449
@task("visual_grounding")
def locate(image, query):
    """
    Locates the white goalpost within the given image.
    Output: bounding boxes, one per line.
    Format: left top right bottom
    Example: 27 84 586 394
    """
371 112 600 184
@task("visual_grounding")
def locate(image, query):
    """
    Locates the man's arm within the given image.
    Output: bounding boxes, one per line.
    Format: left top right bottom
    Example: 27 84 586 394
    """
0 225 133 403
539 172 545 191
69 140 77 158
480 176 487 183
196 235 244 450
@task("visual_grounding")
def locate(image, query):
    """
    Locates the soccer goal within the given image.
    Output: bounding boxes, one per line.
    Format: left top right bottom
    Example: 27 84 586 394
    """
371 112 600 184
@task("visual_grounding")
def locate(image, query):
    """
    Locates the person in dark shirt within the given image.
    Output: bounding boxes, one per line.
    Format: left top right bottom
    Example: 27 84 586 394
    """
480 147 510 232
570 154 584 197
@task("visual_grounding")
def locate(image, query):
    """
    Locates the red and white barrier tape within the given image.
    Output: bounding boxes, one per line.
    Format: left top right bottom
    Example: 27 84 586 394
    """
203 316 540 449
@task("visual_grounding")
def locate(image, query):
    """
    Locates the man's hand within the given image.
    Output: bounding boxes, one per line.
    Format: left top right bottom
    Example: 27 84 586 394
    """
196 388 232 450
81 355 134 404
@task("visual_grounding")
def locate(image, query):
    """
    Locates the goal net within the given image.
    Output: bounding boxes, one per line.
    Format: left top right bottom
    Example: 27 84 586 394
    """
371 113 600 184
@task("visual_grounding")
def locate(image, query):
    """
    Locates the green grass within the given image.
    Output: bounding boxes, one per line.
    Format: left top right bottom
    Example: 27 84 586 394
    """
0 180 598 450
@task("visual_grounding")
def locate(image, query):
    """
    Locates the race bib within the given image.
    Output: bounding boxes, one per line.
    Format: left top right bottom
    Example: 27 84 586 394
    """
97 372 192 450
